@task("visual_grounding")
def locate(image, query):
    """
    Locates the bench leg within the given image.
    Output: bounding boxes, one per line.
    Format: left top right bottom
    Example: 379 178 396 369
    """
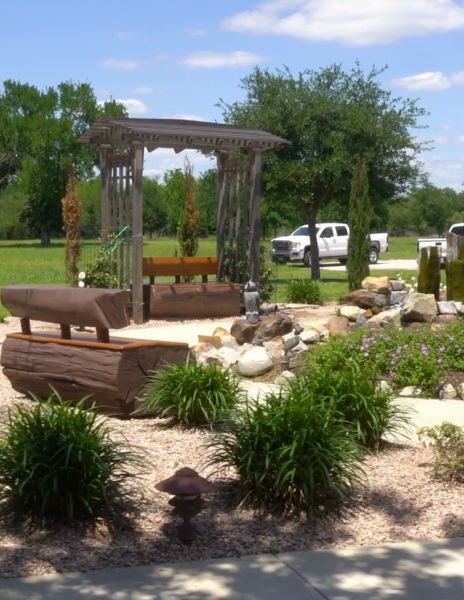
96 328 110 344
20 318 31 335
60 324 71 340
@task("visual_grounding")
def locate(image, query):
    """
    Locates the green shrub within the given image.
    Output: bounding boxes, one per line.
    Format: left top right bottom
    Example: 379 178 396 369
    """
0 393 142 520
305 323 464 395
418 422 464 482
285 278 325 305
305 363 413 448
138 362 243 427
205 385 366 514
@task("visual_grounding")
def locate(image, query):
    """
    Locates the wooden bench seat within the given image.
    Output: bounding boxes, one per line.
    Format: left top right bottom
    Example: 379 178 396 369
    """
0 285 189 417
142 256 241 319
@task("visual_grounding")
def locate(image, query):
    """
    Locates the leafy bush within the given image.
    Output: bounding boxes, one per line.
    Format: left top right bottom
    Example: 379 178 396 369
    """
306 322 464 394
285 278 325 305
138 362 244 427
418 422 464 482
78 235 121 289
0 393 142 520
305 363 413 448
206 385 366 514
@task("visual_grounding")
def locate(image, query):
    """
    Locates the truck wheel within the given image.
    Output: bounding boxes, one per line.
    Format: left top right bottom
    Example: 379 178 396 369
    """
369 248 379 264
339 258 347 265
304 250 312 268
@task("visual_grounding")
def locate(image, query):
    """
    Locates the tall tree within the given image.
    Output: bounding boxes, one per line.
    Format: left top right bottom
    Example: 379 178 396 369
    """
0 80 126 245
143 176 167 237
178 157 199 259
347 160 371 291
195 168 218 236
219 63 427 280
162 168 186 235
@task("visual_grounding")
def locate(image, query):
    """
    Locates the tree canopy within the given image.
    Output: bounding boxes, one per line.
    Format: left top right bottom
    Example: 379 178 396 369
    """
218 62 428 279
0 80 127 244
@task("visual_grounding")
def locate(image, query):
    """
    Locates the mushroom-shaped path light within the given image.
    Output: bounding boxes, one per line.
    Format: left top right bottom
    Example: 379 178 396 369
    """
155 467 218 544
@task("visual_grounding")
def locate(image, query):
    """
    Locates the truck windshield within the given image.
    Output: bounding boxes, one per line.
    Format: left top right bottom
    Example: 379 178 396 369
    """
292 226 319 236
451 226 464 237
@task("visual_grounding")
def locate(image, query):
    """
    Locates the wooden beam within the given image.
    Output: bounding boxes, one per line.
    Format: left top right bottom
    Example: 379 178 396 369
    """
249 150 263 284
216 151 229 282
100 148 110 245
131 143 145 324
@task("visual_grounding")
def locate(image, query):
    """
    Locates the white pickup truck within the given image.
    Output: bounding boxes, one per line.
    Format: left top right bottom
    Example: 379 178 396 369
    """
270 222 389 268
417 223 464 267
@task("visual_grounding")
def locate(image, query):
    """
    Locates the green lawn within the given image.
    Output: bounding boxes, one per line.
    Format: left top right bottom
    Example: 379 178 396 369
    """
0 236 419 320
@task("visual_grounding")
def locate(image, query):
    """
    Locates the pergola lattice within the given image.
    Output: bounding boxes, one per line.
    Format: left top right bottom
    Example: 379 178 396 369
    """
79 118 289 323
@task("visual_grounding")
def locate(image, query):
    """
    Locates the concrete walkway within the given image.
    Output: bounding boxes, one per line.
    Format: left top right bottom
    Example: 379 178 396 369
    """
2 538 464 599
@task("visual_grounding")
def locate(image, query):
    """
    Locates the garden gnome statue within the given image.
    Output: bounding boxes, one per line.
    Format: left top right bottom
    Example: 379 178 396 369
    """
244 280 260 324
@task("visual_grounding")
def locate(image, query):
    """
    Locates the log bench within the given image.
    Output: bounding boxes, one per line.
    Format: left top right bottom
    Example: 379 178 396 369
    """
0 285 189 417
142 256 241 319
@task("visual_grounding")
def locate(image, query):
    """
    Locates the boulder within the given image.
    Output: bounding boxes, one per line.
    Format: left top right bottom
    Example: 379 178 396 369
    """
327 316 350 336
390 291 408 306
253 314 293 344
217 346 242 368
439 383 458 400
360 321 382 331
212 327 230 337
263 340 283 360
453 301 464 316
368 309 402 328
220 335 241 351
300 322 329 337
362 276 391 294
299 329 319 344
237 347 273 377
339 305 364 321
437 301 458 315
364 309 373 318
376 380 393 393
435 314 457 325
402 293 437 323
390 280 406 292
345 290 388 309
195 344 222 366
230 319 258 345
399 386 422 398
456 383 464 400
275 370 296 386
354 314 367 329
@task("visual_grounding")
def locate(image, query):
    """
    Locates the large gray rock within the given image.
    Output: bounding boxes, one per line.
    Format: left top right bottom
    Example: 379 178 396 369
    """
339 305 364 321
402 293 437 323
390 291 408 306
345 289 389 309
453 301 464 316
437 301 458 315
299 329 319 344
390 280 406 292
368 309 402 328
217 346 242 368
237 347 273 377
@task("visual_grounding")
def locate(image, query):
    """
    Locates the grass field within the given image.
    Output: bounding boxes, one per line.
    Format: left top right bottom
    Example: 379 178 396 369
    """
0 236 421 320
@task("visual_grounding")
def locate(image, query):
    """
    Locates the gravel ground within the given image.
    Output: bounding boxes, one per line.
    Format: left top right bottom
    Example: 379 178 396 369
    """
0 314 464 579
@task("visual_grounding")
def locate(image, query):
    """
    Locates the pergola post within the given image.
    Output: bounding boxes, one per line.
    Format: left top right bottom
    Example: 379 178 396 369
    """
131 142 144 324
249 149 263 284
99 148 110 245
216 150 228 282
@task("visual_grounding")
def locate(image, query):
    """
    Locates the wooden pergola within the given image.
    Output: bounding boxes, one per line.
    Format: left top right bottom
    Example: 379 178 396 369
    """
79 118 289 324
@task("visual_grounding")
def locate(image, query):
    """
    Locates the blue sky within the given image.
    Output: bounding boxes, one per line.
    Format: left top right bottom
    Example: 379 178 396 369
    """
2 0 464 189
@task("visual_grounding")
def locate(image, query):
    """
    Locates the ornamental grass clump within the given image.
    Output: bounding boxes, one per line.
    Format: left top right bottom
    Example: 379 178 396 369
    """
205 383 367 514
284 278 325 305
0 392 143 521
138 361 244 427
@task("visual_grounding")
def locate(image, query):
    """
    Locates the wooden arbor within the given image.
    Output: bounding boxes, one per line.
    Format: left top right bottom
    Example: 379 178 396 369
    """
79 118 289 324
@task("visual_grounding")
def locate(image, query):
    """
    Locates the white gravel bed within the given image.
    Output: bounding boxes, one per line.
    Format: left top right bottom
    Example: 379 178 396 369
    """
0 314 463 579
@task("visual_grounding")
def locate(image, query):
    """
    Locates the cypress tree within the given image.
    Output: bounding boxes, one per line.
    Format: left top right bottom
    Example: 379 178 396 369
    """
347 160 371 291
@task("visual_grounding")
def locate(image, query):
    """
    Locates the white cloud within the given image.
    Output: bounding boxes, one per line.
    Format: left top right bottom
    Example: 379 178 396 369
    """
115 31 133 40
185 28 207 36
391 72 452 91
100 55 167 69
423 154 464 190
181 51 267 68
451 71 464 84
221 0 464 46
391 70 464 91
434 135 449 145
167 114 208 121
457 136 464 144
144 148 215 178
117 99 149 115
132 86 154 94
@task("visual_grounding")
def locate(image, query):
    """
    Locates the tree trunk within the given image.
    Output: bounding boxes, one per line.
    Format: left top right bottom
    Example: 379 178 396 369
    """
40 231 51 247
305 203 320 281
